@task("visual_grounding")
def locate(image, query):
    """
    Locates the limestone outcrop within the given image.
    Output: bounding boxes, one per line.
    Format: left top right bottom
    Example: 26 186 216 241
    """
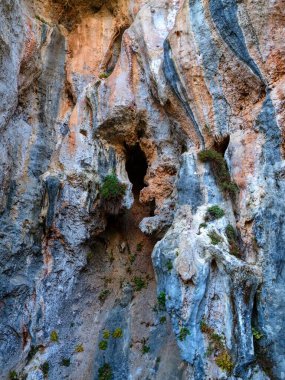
0 0 284 379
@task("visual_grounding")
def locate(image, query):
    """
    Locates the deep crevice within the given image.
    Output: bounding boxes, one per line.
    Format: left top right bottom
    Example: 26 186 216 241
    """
125 143 148 196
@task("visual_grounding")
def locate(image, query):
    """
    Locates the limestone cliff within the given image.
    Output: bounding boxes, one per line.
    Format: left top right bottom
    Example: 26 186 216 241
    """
0 0 284 379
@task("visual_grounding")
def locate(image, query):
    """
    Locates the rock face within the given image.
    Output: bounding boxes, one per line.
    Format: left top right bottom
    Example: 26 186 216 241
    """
0 0 284 379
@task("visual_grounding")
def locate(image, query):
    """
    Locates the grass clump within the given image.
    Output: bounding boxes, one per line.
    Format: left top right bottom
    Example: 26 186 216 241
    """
252 327 263 340
98 363 113 380
41 361 49 377
198 149 238 198
61 358 70 367
166 259 173 271
103 330 110 339
208 231 223 245
160 316 167 324
112 328 123 338
178 327 190 341
99 289 110 303
136 242 143 252
215 351 234 373
99 340 108 350
225 224 240 257
9 371 18 380
157 291 166 310
133 276 146 291
75 343 84 352
50 330 58 343
142 344 150 354
99 72 111 79
206 205 225 220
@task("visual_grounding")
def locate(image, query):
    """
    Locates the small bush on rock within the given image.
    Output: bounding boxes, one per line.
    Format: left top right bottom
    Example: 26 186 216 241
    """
98 363 112 380
157 292 166 310
50 330 58 343
178 327 190 341
206 205 225 220
99 340 108 350
215 351 234 373
9 371 18 380
75 343 84 352
133 276 146 291
100 173 126 214
61 358 70 367
208 231 223 245
41 361 49 377
198 149 238 199
112 328 123 338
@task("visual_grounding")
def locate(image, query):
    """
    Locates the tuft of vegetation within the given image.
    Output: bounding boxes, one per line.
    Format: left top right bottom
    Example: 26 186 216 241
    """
133 276 146 291
75 343 84 353
112 328 123 339
215 351 234 373
87 251 94 263
208 231 223 245
98 363 113 380
159 316 167 324
41 361 49 377
157 292 166 310
9 371 18 380
27 345 40 363
100 173 126 201
206 205 225 220
199 223 207 230
100 173 126 214
200 322 234 373
129 254 136 264
225 224 240 257
103 330 110 339
166 259 173 271
99 72 111 79
142 344 150 354
136 242 143 252
99 289 110 303
198 149 238 198
99 340 108 350
61 358 70 367
178 327 190 341
50 330 58 343
252 327 263 340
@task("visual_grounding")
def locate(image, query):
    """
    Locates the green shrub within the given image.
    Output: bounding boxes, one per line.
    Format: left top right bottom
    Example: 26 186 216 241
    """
160 316 167 324
179 327 190 341
206 205 225 220
99 72 111 79
61 358 70 367
133 276 146 291
112 328 123 338
225 224 240 257
9 371 18 380
157 292 166 309
166 259 173 271
142 344 150 354
99 289 110 303
136 242 143 252
215 351 233 373
100 173 126 214
252 327 263 340
100 174 126 201
75 343 84 352
103 330 110 339
98 363 113 380
129 254 136 264
199 223 207 230
41 361 49 377
208 231 223 245
99 340 108 350
50 330 58 342
198 149 238 198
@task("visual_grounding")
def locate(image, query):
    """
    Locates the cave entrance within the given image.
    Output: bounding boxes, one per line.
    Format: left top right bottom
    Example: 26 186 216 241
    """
125 143 147 198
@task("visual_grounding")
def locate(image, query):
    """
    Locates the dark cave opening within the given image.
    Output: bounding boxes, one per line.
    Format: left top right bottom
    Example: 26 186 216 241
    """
125 143 148 196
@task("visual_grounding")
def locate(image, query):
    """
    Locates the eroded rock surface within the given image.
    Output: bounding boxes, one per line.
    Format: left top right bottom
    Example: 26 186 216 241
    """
0 0 284 379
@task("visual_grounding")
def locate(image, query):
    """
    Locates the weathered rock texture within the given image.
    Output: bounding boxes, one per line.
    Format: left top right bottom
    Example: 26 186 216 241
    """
0 0 284 379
